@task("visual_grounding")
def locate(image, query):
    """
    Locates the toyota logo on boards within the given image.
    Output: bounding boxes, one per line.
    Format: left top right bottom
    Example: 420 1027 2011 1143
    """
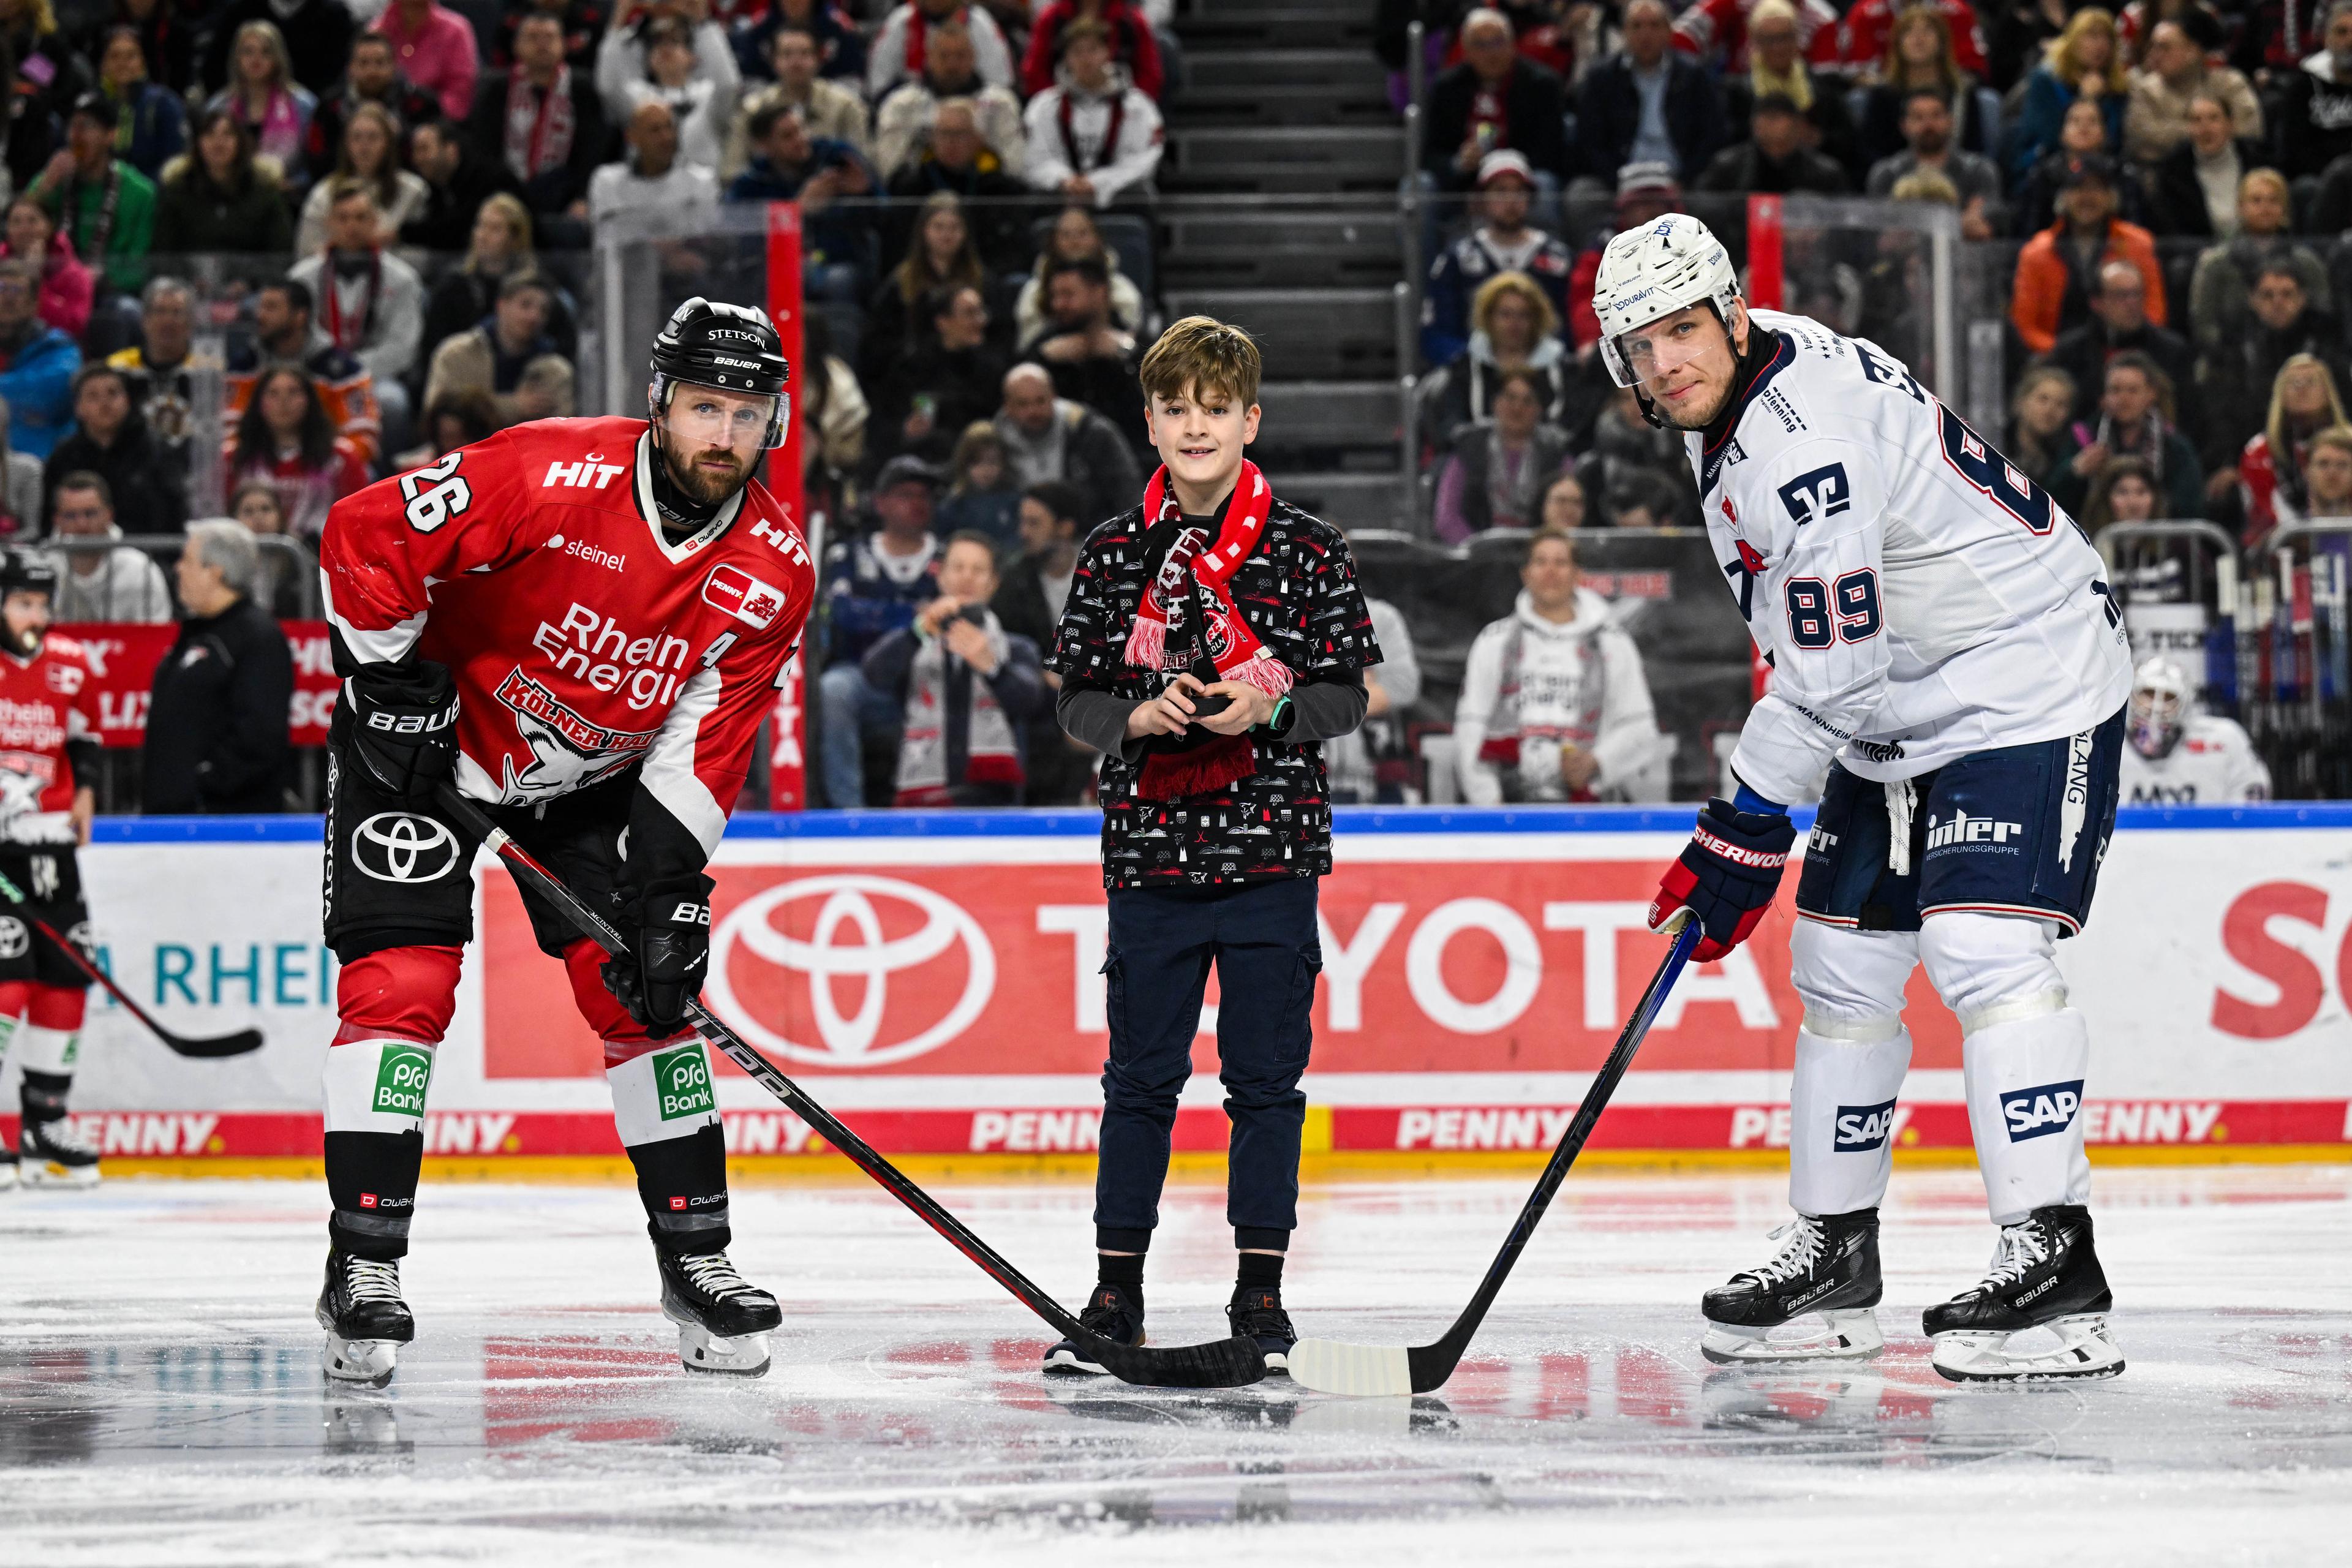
706 874 995 1067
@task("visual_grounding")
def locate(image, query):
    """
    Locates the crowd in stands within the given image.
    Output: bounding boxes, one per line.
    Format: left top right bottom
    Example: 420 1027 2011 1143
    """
1380 0 2352 563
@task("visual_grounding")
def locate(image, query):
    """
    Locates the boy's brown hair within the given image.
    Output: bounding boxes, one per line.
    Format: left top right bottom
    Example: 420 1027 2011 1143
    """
1139 315 1262 410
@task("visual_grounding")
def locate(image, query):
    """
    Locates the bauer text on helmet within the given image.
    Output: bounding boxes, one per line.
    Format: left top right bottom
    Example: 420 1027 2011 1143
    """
649 297 792 450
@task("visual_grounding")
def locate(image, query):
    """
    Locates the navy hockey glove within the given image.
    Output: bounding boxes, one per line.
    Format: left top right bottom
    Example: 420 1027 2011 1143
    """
603 873 715 1036
345 660 459 802
1648 799 1797 961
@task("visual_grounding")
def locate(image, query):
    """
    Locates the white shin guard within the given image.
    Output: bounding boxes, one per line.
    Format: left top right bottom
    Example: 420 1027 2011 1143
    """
1961 1006 2093 1224
16 1022 76 1077
1789 1023 1915 1218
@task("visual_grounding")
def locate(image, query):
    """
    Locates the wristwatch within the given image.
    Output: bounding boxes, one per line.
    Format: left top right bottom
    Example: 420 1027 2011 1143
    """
1257 694 1295 739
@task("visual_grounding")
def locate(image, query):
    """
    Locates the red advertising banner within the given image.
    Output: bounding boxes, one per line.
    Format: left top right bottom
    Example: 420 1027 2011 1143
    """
60 620 339 747
478 855 1962 1082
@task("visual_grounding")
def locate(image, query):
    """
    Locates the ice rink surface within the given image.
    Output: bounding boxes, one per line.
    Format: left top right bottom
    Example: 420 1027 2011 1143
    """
4 1164 2349 1567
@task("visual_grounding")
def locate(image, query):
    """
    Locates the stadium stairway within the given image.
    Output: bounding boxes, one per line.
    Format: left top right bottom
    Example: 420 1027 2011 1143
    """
1156 0 1416 530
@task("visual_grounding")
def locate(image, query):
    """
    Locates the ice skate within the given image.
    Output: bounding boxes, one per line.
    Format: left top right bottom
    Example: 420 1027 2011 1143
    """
1700 1208 1885 1364
1925 1204 2124 1382
18 1115 99 1188
1227 1286 1297 1374
317 1248 414 1386
658 1248 780 1376
1042 1282 1143 1375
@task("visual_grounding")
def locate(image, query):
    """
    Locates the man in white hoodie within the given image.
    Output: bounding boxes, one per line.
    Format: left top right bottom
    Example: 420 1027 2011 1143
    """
1022 20 1164 209
1453 529 1667 804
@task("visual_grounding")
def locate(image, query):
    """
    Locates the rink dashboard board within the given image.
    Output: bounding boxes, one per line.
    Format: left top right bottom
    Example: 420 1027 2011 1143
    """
12 805 2350 1172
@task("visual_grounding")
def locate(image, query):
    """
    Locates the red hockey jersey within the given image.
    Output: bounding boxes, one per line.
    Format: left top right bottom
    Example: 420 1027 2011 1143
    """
319 415 813 857
0 633 100 842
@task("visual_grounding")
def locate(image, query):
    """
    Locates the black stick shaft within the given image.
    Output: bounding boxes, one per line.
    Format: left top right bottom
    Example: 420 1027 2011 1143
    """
1413 921 1700 1385
0 867 189 1038
435 788 1101 1344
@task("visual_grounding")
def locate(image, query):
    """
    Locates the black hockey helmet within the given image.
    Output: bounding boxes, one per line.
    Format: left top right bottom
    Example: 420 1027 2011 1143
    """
649 297 791 449
0 546 58 604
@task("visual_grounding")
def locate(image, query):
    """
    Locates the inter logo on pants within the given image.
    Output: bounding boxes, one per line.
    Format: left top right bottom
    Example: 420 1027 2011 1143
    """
655 1044 715 1121
373 1044 433 1117
2000 1079 2084 1141
1833 1098 1899 1152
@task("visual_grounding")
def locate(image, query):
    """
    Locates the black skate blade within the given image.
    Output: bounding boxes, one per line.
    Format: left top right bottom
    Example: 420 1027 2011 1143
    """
1087 1330 1265 1389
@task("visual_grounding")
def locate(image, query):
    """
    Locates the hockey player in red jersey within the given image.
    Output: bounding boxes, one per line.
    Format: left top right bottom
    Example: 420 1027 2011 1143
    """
0 550 104 1189
312 300 813 1384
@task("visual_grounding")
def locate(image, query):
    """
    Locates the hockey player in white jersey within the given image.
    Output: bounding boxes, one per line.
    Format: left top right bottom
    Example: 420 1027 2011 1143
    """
1597 214 2134 1381
2117 657 2270 803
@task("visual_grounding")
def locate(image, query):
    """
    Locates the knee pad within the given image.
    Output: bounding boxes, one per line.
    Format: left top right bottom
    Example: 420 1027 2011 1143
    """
28 983 84 1032
335 945 464 1046
1920 912 2066 1036
1790 919 1917 1041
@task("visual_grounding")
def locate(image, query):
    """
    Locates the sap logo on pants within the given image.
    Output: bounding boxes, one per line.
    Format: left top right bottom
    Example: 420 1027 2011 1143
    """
1833 1097 1899 1152
2000 1079 2084 1141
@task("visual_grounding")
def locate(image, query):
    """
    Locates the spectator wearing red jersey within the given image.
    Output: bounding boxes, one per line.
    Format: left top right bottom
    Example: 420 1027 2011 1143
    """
2239 353 2349 543
144 519 293 814
0 198 91 342
1022 0 1164 100
1841 0 1986 77
1673 0 1841 72
371 0 480 124
222 364 371 541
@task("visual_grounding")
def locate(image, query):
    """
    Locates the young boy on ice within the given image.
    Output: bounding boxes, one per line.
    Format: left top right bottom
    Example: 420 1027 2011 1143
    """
1041 316 1380 1374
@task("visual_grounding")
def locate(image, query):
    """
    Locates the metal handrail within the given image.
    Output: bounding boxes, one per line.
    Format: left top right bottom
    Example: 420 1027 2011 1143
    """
2095 519 2239 609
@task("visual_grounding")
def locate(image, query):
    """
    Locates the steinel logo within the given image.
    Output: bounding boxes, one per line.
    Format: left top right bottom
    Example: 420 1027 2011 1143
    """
2001 1079 2084 1142
703 564 788 630
1833 1098 1899 1152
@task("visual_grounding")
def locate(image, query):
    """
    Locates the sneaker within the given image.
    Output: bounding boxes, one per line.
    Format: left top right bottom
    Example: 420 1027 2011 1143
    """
1227 1287 1297 1374
1043 1282 1143 1374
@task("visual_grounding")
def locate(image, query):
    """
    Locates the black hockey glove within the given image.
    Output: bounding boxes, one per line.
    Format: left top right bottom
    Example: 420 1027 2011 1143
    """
603 872 715 1037
346 660 460 802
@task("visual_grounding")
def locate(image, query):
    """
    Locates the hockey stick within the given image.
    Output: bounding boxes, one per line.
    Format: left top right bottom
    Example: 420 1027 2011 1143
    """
1287 919 1702 1396
435 785 1265 1390
0 867 264 1059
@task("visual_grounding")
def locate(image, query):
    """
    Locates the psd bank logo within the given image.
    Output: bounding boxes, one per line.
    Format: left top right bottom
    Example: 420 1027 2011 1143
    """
705 873 995 1067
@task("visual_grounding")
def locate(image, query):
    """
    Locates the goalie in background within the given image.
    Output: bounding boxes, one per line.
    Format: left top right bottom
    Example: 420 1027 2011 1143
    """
2116 656 2269 804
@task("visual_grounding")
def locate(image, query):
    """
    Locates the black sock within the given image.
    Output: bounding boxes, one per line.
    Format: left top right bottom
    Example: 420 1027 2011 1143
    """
1096 1250 1145 1310
1235 1250 1284 1296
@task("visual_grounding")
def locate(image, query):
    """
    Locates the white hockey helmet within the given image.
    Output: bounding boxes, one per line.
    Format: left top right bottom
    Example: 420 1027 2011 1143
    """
2127 654 2190 760
1591 213 1743 388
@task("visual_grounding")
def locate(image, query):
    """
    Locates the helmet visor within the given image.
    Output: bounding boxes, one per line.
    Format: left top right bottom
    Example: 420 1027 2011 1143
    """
1601 306 1722 390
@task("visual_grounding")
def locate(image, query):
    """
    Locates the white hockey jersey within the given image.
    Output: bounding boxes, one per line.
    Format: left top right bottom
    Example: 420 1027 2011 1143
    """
2117 715 2271 803
1694 309 2133 804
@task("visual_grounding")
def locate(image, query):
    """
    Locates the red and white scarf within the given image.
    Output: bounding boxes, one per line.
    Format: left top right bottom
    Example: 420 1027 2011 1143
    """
505 67 576 180
1122 460 1290 694
894 606 1022 805
1122 461 1293 799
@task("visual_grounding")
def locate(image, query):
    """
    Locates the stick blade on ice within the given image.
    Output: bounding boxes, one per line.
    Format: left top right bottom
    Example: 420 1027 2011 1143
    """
1287 1338 1414 1397
1095 1332 1267 1389
164 1027 266 1060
